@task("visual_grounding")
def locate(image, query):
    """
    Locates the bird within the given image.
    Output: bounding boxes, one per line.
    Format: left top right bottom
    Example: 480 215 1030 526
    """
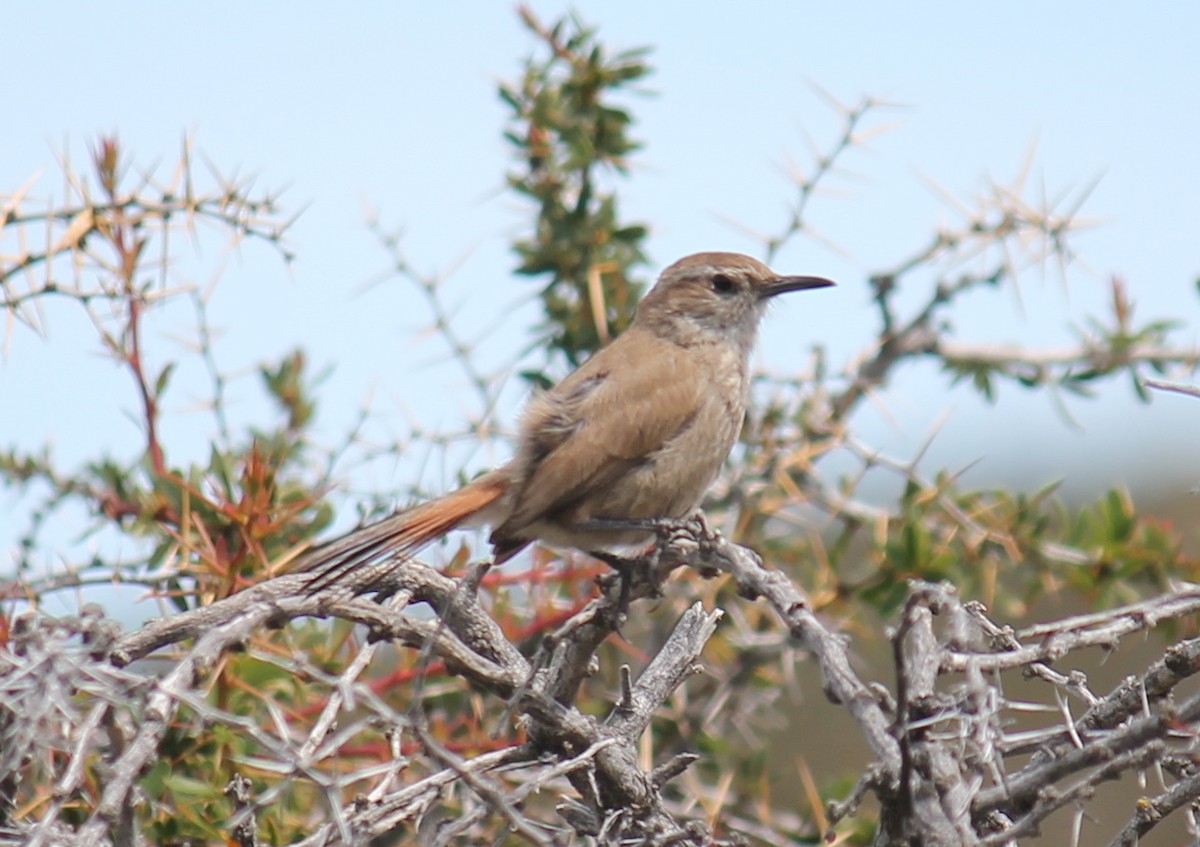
301 252 833 593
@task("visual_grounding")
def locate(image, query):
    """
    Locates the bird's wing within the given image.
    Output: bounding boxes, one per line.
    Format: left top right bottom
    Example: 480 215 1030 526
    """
499 330 704 534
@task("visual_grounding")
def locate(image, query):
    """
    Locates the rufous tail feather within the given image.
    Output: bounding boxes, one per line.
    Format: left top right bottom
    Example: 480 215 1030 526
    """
301 476 507 593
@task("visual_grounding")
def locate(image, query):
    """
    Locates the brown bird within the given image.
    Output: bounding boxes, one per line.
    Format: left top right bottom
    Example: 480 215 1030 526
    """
302 252 833 592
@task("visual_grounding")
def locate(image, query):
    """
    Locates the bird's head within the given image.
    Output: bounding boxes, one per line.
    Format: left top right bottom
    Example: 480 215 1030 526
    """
634 252 834 350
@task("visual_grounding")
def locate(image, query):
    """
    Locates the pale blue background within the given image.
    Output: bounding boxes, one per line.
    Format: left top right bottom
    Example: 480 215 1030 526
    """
4 3 1200 598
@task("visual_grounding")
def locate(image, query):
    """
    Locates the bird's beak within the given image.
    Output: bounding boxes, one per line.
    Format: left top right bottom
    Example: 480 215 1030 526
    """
760 275 836 299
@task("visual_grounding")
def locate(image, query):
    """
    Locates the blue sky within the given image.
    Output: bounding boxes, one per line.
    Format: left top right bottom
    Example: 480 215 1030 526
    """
5 3 1200 585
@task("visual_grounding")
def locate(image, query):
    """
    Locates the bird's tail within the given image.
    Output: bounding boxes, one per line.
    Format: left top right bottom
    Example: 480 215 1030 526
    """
300 472 509 593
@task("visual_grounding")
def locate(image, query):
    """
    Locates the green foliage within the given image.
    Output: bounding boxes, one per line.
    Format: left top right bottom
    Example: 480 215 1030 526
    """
502 7 651 372
833 481 1192 620
0 137 321 607
4 7 1200 846
944 276 1187 403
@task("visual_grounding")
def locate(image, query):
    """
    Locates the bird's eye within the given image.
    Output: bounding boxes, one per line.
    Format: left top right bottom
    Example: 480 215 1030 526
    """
711 273 735 294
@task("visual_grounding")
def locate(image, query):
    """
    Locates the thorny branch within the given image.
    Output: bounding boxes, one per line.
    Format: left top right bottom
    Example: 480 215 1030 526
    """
1 135 291 321
7 65 1200 847
7 543 729 845
2 136 302 582
9 519 1200 846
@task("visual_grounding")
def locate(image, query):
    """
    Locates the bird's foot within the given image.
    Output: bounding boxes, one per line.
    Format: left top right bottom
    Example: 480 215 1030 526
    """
581 512 727 598
588 549 653 610
578 512 721 556
669 511 721 552
632 512 725 577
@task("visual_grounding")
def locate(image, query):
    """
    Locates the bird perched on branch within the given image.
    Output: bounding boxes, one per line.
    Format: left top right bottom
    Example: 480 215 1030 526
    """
302 252 833 592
